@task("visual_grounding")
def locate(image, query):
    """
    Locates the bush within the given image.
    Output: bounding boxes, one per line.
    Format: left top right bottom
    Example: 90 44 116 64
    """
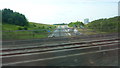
18 27 23 30
18 27 28 30
23 27 28 30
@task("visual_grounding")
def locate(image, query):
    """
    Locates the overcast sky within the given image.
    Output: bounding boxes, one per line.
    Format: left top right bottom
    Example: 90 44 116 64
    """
0 0 119 24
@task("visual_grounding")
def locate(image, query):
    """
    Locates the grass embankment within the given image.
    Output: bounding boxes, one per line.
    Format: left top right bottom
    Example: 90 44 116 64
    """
77 28 110 35
68 16 119 35
2 22 56 40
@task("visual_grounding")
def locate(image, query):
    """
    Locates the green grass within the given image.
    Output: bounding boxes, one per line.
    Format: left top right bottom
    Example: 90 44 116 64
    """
2 23 21 30
78 28 109 35
2 22 56 40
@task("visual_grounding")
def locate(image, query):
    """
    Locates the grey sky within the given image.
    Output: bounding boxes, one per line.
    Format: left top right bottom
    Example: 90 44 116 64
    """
0 0 119 24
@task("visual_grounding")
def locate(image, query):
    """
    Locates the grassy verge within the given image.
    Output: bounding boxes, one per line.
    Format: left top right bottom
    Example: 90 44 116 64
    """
2 22 56 40
78 28 111 35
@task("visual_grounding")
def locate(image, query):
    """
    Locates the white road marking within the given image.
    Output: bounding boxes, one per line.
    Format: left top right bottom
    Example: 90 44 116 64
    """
64 28 71 36
48 26 60 37
48 25 71 37
63 25 71 36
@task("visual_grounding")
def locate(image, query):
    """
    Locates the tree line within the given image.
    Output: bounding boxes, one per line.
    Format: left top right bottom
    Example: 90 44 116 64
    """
68 21 85 28
87 16 120 32
2 8 28 26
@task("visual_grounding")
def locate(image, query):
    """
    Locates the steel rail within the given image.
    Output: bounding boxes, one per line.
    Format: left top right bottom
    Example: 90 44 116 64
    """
3 48 119 66
1 38 119 52
1 40 119 56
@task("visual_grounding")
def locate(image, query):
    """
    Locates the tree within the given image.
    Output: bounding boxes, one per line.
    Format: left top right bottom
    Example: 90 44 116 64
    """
87 16 120 32
68 21 84 28
2 8 28 26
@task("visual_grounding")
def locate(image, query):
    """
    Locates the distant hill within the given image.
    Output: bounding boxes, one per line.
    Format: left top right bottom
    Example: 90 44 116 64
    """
87 16 120 32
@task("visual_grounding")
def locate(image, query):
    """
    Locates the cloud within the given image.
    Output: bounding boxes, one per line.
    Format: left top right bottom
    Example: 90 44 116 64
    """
0 0 118 24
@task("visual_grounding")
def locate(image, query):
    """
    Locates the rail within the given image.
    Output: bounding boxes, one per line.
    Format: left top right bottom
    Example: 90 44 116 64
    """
1 38 119 57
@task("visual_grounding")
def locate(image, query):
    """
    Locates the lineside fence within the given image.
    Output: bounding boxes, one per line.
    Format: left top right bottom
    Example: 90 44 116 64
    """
2 29 51 40
2 28 119 41
2 32 118 46
2 28 78 41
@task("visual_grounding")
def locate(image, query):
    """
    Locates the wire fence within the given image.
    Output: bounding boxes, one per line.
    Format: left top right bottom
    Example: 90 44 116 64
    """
2 32 118 47
2 29 51 40
2 28 79 40
2 27 119 41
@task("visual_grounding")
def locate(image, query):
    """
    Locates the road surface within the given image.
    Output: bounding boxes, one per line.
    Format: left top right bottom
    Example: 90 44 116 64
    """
48 25 80 37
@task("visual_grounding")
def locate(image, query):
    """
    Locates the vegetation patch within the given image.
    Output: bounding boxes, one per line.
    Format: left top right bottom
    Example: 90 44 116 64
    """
86 16 120 33
2 8 56 40
68 16 119 35
2 23 56 40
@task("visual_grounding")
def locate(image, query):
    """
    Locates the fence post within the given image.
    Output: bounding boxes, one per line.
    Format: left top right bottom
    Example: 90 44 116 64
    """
33 33 34 39
99 46 102 51
99 46 106 55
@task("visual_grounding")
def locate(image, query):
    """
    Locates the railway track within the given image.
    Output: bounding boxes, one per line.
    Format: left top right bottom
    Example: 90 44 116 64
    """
1 37 119 66
2 33 118 46
1 38 119 57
